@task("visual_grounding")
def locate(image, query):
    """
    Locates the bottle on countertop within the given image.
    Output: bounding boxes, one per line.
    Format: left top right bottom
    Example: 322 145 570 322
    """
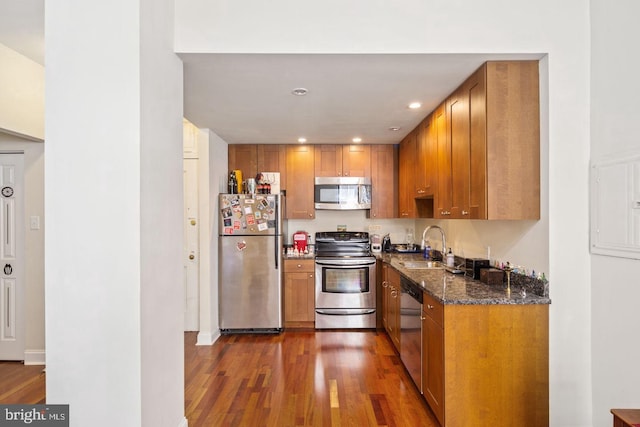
228 171 238 194
423 244 431 259
446 248 455 267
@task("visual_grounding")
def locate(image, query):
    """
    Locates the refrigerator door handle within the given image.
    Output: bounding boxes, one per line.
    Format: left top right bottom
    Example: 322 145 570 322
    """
274 197 279 270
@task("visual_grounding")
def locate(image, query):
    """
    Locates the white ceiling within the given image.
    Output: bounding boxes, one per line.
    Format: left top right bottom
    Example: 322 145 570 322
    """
0 3 542 145
180 52 542 145
0 0 44 65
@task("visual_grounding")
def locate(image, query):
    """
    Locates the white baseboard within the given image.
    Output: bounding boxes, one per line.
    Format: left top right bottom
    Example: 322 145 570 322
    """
196 330 220 346
177 416 188 427
24 349 45 365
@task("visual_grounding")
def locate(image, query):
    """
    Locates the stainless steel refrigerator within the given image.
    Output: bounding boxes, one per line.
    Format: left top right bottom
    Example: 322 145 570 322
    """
218 193 286 333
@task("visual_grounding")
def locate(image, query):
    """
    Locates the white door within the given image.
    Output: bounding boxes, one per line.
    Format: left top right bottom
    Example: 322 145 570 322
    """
0 154 24 360
183 158 199 331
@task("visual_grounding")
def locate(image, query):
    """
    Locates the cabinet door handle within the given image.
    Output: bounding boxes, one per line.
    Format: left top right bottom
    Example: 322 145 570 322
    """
462 210 469 215
427 304 434 309
382 281 388 287
309 274 313 278
297 264 302 268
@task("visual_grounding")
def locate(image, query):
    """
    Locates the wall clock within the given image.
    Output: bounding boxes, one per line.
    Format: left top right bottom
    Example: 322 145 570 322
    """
1 186 13 198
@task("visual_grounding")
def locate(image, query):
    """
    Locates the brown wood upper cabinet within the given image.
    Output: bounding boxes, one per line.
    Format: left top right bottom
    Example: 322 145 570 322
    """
286 145 315 219
228 144 258 179
368 145 398 219
435 60 540 220
257 145 287 191
228 144 287 191
314 144 371 177
415 114 438 197
398 132 417 218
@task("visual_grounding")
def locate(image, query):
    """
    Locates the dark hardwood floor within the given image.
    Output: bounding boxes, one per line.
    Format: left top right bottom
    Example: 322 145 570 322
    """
1 331 439 426
0 362 45 404
185 330 438 427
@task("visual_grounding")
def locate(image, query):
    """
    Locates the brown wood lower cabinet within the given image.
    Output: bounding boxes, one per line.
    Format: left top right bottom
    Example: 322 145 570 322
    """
422 292 444 425
381 264 401 351
611 409 640 427
283 259 315 328
421 301 549 427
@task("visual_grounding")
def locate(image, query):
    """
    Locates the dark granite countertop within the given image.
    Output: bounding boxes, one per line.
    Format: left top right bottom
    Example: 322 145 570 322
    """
376 253 551 306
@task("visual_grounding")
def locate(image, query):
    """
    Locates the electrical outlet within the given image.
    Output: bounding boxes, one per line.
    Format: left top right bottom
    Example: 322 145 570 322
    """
368 225 381 231
30 216 40 230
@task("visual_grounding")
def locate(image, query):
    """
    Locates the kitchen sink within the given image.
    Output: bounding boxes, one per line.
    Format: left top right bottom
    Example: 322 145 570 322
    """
400 261 445 270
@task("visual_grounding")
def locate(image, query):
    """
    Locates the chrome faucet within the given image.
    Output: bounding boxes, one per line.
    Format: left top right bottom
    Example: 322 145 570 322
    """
420 225 446 257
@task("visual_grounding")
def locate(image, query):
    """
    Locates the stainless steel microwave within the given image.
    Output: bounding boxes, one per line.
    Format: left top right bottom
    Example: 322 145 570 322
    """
314 177 372 210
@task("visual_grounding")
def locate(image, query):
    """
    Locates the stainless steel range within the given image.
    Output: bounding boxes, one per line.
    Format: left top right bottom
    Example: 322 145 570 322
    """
314 231 377 329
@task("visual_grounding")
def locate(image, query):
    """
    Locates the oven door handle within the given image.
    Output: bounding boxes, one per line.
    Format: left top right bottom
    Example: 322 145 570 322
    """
314 258 376 267
315 309 376 316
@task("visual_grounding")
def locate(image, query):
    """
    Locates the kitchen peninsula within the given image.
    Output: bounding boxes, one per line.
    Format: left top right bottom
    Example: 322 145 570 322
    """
380 252 549 427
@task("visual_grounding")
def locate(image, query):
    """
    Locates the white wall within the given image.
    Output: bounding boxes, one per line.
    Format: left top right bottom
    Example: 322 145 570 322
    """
139 0 185 426
590 1 640 426
197 128 227 345
0 133 45 362
46 1 185 426
175 1 592 425
0 43 44 141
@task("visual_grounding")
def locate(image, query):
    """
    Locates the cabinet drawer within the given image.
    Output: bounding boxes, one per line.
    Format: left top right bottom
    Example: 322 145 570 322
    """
284 259 315 273
422 292 444 328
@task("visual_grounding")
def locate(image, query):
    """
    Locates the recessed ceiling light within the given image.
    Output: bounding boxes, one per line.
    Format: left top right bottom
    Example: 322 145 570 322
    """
291 88 308 96
352 137 362 143
389 126 401 132
298 137 307 143
408 102 422 109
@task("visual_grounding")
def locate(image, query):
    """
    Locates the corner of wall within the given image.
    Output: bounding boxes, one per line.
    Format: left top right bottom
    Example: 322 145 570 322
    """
24 350 46 366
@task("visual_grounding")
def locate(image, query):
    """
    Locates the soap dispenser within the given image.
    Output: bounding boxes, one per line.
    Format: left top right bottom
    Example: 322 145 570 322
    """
446 248 455 267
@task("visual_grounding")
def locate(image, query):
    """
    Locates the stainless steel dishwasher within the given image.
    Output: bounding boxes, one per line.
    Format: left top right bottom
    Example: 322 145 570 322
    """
400 276 423 392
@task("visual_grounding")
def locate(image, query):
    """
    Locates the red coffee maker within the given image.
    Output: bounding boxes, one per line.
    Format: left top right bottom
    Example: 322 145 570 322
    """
293 231 308 252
